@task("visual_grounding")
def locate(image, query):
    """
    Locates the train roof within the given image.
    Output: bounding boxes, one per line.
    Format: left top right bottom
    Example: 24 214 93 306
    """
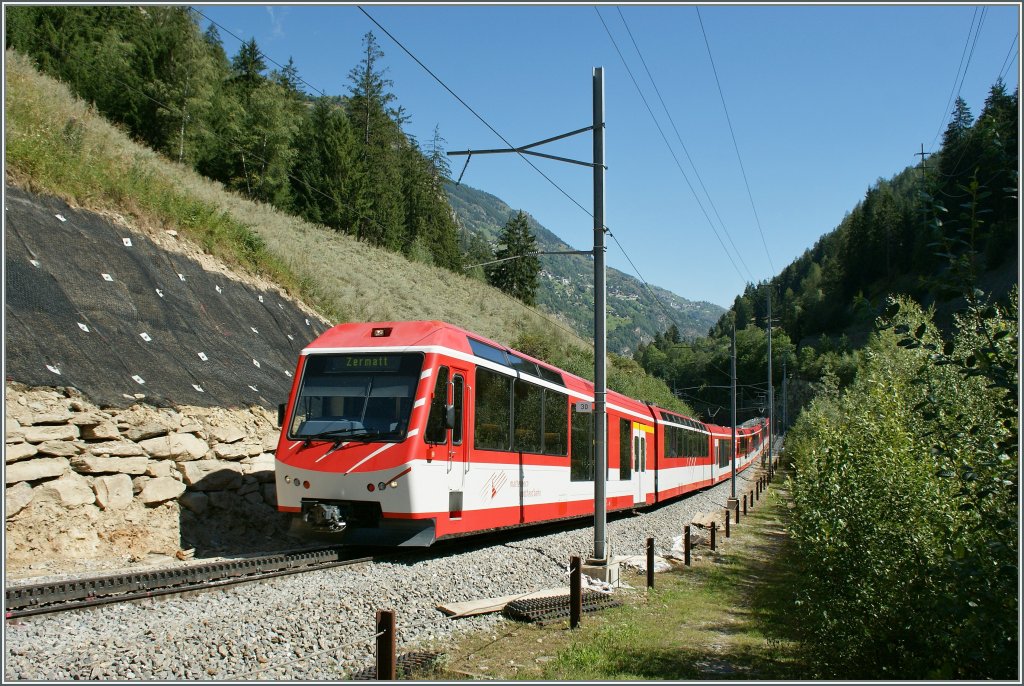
303 321 767 429
303 320 593 393
304 320 475 354
705 419 768 437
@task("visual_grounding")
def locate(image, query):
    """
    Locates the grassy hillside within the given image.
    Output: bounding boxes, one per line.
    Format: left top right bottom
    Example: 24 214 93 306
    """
3 49 693 414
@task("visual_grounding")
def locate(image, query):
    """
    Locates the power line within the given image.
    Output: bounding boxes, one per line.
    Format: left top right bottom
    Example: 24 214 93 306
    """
359 5 693 336
591 8 751 330
615 6 757 284
931 7 980 150
999 50 1018 83
695 7 775 276
998 33 1018 82
31 20 591 348
593 6 745 284
955 6 988 104
357 6 593 220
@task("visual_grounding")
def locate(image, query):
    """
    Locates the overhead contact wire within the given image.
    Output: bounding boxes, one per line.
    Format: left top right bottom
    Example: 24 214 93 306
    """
695 7 775 275
357 6 592 220
595 7 748 287
361 6 691 336
615 6 756 285
931 7 980 150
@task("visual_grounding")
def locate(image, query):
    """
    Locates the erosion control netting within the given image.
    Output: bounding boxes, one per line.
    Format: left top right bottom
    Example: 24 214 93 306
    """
4 185 333 409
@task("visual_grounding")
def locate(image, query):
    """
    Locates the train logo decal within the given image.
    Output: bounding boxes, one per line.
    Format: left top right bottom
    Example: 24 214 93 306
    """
482 471 509 500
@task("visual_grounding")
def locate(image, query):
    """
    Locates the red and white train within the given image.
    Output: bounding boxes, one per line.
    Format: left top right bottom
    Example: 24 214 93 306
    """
274 320 768 546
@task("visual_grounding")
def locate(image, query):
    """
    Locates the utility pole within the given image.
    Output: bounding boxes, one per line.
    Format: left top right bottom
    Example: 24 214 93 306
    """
915 143 935 271
592 66 609 566
915 143 933 182
447 68 613 575
782 360 788 436
730 314 737 500
766 287 773 470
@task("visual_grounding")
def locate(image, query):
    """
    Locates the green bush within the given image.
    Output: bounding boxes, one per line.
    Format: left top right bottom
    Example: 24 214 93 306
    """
786 292 1018 678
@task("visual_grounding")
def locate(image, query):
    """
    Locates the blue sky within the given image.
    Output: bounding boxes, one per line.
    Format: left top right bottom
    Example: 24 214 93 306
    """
196 3 1020 309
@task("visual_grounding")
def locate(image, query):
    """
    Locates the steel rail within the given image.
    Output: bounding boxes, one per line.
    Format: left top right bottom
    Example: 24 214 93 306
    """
5 548 369 619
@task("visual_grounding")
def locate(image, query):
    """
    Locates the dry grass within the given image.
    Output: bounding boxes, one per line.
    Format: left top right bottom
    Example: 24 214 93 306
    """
4 49 698 411
3 49 588 352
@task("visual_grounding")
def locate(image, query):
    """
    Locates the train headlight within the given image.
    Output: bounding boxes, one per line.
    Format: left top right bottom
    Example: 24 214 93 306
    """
367 483 375 492
294 479 301 488
284 475 291 484
303 480 310 489
389 480 398 489
378 481 387 491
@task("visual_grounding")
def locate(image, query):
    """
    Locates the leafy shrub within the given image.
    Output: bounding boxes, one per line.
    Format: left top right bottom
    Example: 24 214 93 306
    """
786 292 1017 678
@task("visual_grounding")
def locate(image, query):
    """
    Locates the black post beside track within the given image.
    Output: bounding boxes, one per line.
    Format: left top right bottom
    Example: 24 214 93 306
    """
569 555 582 629
646 537 655 588
376 610 397 681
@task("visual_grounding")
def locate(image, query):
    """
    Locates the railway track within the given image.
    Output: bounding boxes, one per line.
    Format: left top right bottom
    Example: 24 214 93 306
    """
4 547 370 619
2 517 589 621
3 515 613 621
5 471 766 621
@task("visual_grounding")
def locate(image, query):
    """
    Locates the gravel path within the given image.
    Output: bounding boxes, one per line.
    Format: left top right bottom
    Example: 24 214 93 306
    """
4 465 766 680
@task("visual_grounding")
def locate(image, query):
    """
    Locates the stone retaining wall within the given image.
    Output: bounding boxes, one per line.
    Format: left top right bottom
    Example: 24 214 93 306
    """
4 382 294 572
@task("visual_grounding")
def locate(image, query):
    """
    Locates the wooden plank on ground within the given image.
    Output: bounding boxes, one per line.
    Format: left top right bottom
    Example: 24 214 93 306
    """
691 511 720 528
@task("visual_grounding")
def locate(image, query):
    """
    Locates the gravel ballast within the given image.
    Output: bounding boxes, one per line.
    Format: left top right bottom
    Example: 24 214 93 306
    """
4 466 767 680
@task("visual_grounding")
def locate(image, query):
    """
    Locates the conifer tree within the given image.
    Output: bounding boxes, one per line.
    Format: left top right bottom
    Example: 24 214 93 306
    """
216 38 297 206
427 125 451 180
487 211 541 305
937 96 982 197
290 98 360 231
346 31 404 249
231 37 266 94
975 80 1018 264
347 31 396 147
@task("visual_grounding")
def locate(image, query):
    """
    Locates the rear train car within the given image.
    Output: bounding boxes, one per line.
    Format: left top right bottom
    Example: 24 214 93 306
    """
274 320 767 546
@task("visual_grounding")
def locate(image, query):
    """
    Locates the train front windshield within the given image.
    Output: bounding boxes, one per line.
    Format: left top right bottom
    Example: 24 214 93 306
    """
288 353 424 441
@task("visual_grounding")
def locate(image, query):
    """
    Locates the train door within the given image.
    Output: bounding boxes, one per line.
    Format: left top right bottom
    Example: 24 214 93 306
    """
444 367 467 518
632 423 652 506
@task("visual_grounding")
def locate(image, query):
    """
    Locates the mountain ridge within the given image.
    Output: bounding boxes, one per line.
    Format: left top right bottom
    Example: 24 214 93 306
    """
446 182 725 355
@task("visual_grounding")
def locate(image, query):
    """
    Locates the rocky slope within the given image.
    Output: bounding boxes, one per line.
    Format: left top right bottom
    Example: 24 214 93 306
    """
4 382 296 580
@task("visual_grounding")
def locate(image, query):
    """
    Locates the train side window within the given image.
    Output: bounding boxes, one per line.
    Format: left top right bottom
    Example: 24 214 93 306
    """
640 434 647 471
543 390 568 456
570 407 593 481
513 379 543 453
424 366 449 444
619 418 631 480
474 368 511 451
452 375 464 445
